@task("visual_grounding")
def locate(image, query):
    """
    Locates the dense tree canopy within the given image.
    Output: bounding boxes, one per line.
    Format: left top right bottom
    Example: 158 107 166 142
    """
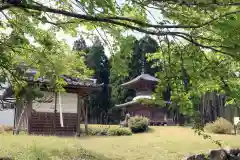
1 0 240 56
1 0 240 112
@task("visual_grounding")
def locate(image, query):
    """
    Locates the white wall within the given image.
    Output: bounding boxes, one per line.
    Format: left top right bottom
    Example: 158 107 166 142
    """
0 109 14 126
33 91 78 113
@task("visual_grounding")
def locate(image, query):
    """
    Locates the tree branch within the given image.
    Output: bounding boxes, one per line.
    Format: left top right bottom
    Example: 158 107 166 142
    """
1 2 238 58
151 0 240 7
3 3 237 31
0 4 12 11
200 50 230 91
176 34 240 59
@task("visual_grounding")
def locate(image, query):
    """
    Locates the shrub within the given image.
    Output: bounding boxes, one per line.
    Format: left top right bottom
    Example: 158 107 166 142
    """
3 125 13 132
0 125 4 134
204 117 234 134
128 116 149 133
84 126 109 136
107 127 132 136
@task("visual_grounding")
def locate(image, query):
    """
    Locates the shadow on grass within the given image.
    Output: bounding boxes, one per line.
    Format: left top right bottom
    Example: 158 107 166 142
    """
147 127 155 133
131 127 155 134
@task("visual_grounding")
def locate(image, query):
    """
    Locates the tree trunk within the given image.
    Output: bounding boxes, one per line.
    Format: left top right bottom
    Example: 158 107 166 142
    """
15 106 27 135
14 98 24 135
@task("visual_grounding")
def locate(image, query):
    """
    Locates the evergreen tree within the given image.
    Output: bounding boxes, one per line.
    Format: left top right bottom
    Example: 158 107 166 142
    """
85 37 110 124
73 36 88 52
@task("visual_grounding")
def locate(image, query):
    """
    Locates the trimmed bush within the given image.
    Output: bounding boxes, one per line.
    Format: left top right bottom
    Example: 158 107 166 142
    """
81 125 132 136
86 126 109 136
107 127 132 136
204 117 234 134
128 116 149 133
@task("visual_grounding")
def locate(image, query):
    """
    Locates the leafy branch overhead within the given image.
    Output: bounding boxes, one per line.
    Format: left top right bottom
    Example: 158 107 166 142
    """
1 0 240 58
0 0 240 107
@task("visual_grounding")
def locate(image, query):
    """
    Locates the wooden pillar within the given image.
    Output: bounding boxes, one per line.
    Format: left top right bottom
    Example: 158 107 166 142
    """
76 93 81 137
26 98 33 134
13 106 16 135
84 98 88 135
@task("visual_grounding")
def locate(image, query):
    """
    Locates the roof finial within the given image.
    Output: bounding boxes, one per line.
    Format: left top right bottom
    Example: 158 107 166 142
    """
141 54 145 74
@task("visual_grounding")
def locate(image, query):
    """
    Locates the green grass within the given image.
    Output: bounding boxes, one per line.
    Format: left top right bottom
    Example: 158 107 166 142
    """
1 126 240 160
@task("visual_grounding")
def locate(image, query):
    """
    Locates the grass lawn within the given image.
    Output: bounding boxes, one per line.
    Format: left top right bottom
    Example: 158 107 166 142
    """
0 126 240 160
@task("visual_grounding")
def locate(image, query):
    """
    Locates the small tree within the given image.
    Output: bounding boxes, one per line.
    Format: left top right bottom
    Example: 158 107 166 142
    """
128 116 149 133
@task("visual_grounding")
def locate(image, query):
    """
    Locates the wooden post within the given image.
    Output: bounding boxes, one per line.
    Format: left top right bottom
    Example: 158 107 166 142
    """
13 106 16 135
76 93 81 137
84 98 88 135
81 98 88 135
26 97 33 134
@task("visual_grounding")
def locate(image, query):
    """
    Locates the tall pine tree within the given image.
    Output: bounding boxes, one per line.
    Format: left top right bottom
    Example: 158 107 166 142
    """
85 37 110 124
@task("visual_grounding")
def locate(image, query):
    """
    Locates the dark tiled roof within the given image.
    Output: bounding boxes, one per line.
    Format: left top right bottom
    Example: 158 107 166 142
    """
25 69 103 88
121 73 158 87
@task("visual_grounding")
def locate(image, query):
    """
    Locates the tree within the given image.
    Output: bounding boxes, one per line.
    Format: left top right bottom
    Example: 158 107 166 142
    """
0 9 92 134
84 37 110 124
1 0 239 58
1 0 240 96
73 36 88 52
0 20 90 94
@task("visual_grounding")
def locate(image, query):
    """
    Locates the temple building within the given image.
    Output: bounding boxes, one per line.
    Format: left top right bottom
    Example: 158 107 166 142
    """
0 66 103 136
116 73 174 125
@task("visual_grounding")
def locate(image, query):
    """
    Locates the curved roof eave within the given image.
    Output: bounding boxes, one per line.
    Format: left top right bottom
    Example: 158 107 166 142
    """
121 74 159 87
115 100 139 108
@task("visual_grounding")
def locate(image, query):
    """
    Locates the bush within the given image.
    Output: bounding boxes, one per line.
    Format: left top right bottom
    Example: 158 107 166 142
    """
204 117 234 134
0 125 4 134
128 116 149 133
86 126 109 136
0 125 13 134
107 127 132 136
3 125 13 132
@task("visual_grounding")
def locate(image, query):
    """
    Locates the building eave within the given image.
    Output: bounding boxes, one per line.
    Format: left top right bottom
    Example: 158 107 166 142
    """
121 74 159 87
115 100 140 108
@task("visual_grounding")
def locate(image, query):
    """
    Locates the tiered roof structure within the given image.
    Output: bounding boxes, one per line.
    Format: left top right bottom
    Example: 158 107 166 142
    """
116 73 158 108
